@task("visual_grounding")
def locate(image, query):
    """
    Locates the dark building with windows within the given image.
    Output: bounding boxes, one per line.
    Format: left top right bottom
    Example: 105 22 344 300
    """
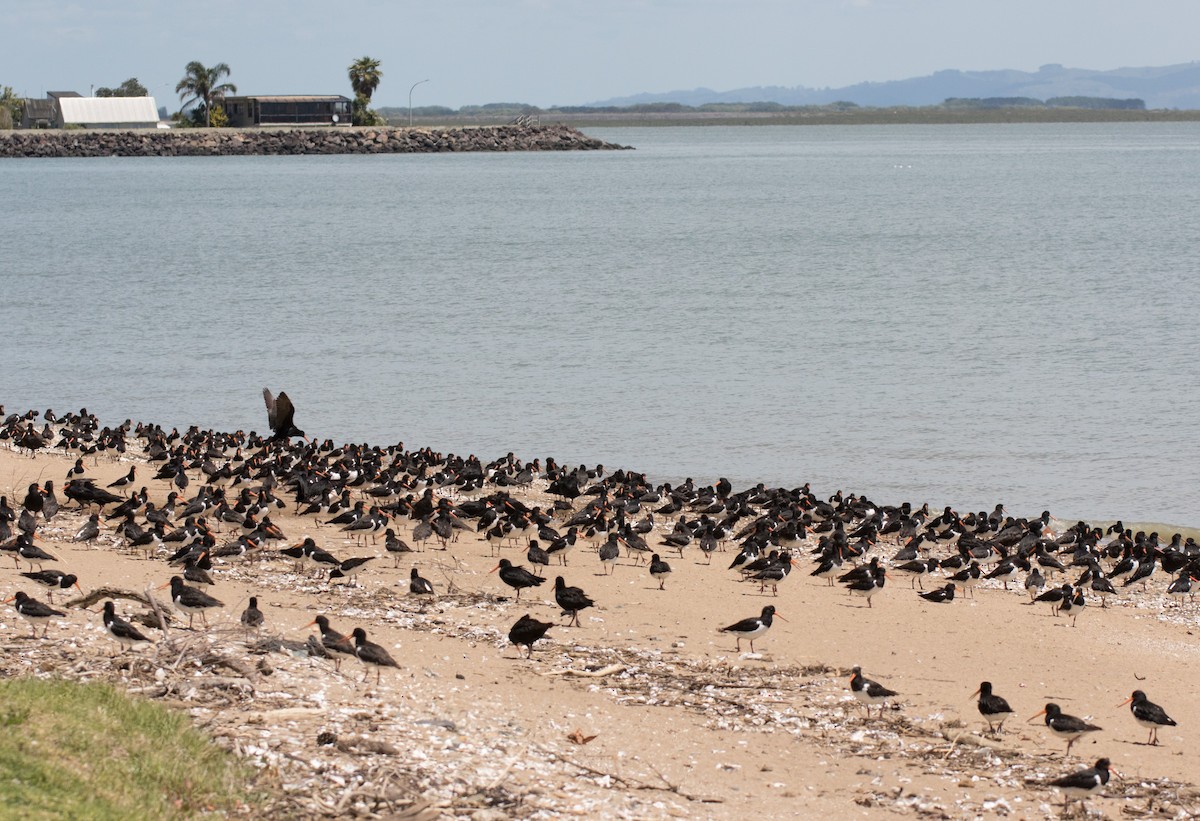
223 95 351 127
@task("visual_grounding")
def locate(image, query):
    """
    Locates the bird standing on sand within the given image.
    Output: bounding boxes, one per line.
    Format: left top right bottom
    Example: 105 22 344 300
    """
850 666 898 719
20 570 81 604
490 558 546 601
262 387 306 441
1029 703 1102 755
307 615 356 671
508 613 554 658
719 605 784 653
553 576 594 627
971 681 1015 733
1048 758 1116 812
5 591 65 638
351 627 399 684
103 600 152 654
649 553 672 590
240 596 265 631
1117 690 1176 745
161 576 224 629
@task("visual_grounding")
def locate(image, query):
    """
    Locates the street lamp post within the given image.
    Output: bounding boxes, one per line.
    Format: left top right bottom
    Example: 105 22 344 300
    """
408 79 429 127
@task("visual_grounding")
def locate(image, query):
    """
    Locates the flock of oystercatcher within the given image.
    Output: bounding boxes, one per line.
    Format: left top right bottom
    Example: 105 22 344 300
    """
1 391 1192 809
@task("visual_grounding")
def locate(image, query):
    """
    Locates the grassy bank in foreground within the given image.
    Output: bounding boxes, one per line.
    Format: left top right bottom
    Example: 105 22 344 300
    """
0 679 254 820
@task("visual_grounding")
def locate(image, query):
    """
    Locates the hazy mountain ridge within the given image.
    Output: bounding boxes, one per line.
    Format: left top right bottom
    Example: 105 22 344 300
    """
589 62 1200 109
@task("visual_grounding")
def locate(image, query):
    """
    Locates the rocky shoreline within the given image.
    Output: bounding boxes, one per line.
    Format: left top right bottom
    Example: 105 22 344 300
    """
0 124 630 158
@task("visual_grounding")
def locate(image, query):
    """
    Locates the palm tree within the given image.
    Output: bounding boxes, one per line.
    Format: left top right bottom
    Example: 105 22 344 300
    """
176 61 237 127
348 57 383 104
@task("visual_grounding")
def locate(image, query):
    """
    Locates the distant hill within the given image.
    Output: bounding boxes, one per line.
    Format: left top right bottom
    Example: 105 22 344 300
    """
588 62 1200 110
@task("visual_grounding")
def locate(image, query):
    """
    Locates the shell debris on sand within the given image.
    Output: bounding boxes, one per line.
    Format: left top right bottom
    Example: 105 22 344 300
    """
2 408 1200 818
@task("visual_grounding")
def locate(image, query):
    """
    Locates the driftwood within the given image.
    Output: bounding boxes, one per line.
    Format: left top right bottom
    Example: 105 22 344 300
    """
64 586 151 609
541 663 626 679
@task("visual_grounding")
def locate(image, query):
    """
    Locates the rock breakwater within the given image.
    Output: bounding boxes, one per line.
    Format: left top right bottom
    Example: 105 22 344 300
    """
0 124 629 158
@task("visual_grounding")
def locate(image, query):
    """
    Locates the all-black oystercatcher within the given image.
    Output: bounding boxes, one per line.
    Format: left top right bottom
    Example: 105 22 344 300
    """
102 600 153 654
5 591 65 638
971 681 1015 733
1117 690 1176 745
918 582 956 603
553 576 594 627
649 553 672 590
161 576 224 629
1048 757 1116 811
850 666 898 718
20 570 81 604
307 615 357 671
409 567 434 596
262 388 306 442
1029 703 1102 755
508 613 554 658
490 558 546 601
351 627 399 684
719 605 784 653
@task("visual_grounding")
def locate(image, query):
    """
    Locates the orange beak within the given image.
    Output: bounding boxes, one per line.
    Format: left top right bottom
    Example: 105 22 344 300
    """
489 564 501 573
969 687 981 700
156 580 172 591
1116 695 1134 708
1026 709 1047 723
773 613 787 622
304 619 318 629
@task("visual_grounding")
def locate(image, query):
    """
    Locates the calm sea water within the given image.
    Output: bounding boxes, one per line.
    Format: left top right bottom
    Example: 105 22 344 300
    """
3 124 1199 526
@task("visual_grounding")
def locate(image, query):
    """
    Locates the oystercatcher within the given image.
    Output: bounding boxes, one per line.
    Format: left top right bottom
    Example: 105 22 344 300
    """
102 600 153 654
384 528 412 567
649 553 672 590
20 569 81 604
719 605 784 653
490 558 546 601
846 564 887 607
351 627 399 683
1048 757 1116 811
307 615 357 671
971 681 1015 733
554 576 595 627
508 613 554 658
598 535 620 574
240 596 265 631
262 387 306 442
161 576 224 629
1117 690 1176 745
850 666 898 718
1059 587 1087 626
918 582 956 603
5 591 66 637
1029 703 1102 754
409 566 434 596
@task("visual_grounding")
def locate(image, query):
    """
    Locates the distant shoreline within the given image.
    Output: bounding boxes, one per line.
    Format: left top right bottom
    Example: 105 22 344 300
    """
409 108 1200 129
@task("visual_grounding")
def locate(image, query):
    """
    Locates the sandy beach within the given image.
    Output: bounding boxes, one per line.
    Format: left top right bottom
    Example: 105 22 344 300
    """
1 409 1198 819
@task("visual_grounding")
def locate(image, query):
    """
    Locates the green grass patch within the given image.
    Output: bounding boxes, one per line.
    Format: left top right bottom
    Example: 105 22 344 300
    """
0 678 255 820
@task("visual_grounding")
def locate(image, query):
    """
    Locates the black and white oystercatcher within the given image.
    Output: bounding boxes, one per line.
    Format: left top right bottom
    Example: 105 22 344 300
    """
850 666 899 718
160 576 224 629
649 553 672 590
553 576 594 627
917 582 956 603
719 605 784 653
508 613 555 658
5 591 65 637
351 627 399 684
1029 702 1102 755
1048 757 1116 811
971 681 1015 733
102 600 153 654
20 569 81 604
409 567 435 596
1117 690 1176 745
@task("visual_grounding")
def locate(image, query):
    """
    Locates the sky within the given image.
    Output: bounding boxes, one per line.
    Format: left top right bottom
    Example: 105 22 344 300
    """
5 0 1199 109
